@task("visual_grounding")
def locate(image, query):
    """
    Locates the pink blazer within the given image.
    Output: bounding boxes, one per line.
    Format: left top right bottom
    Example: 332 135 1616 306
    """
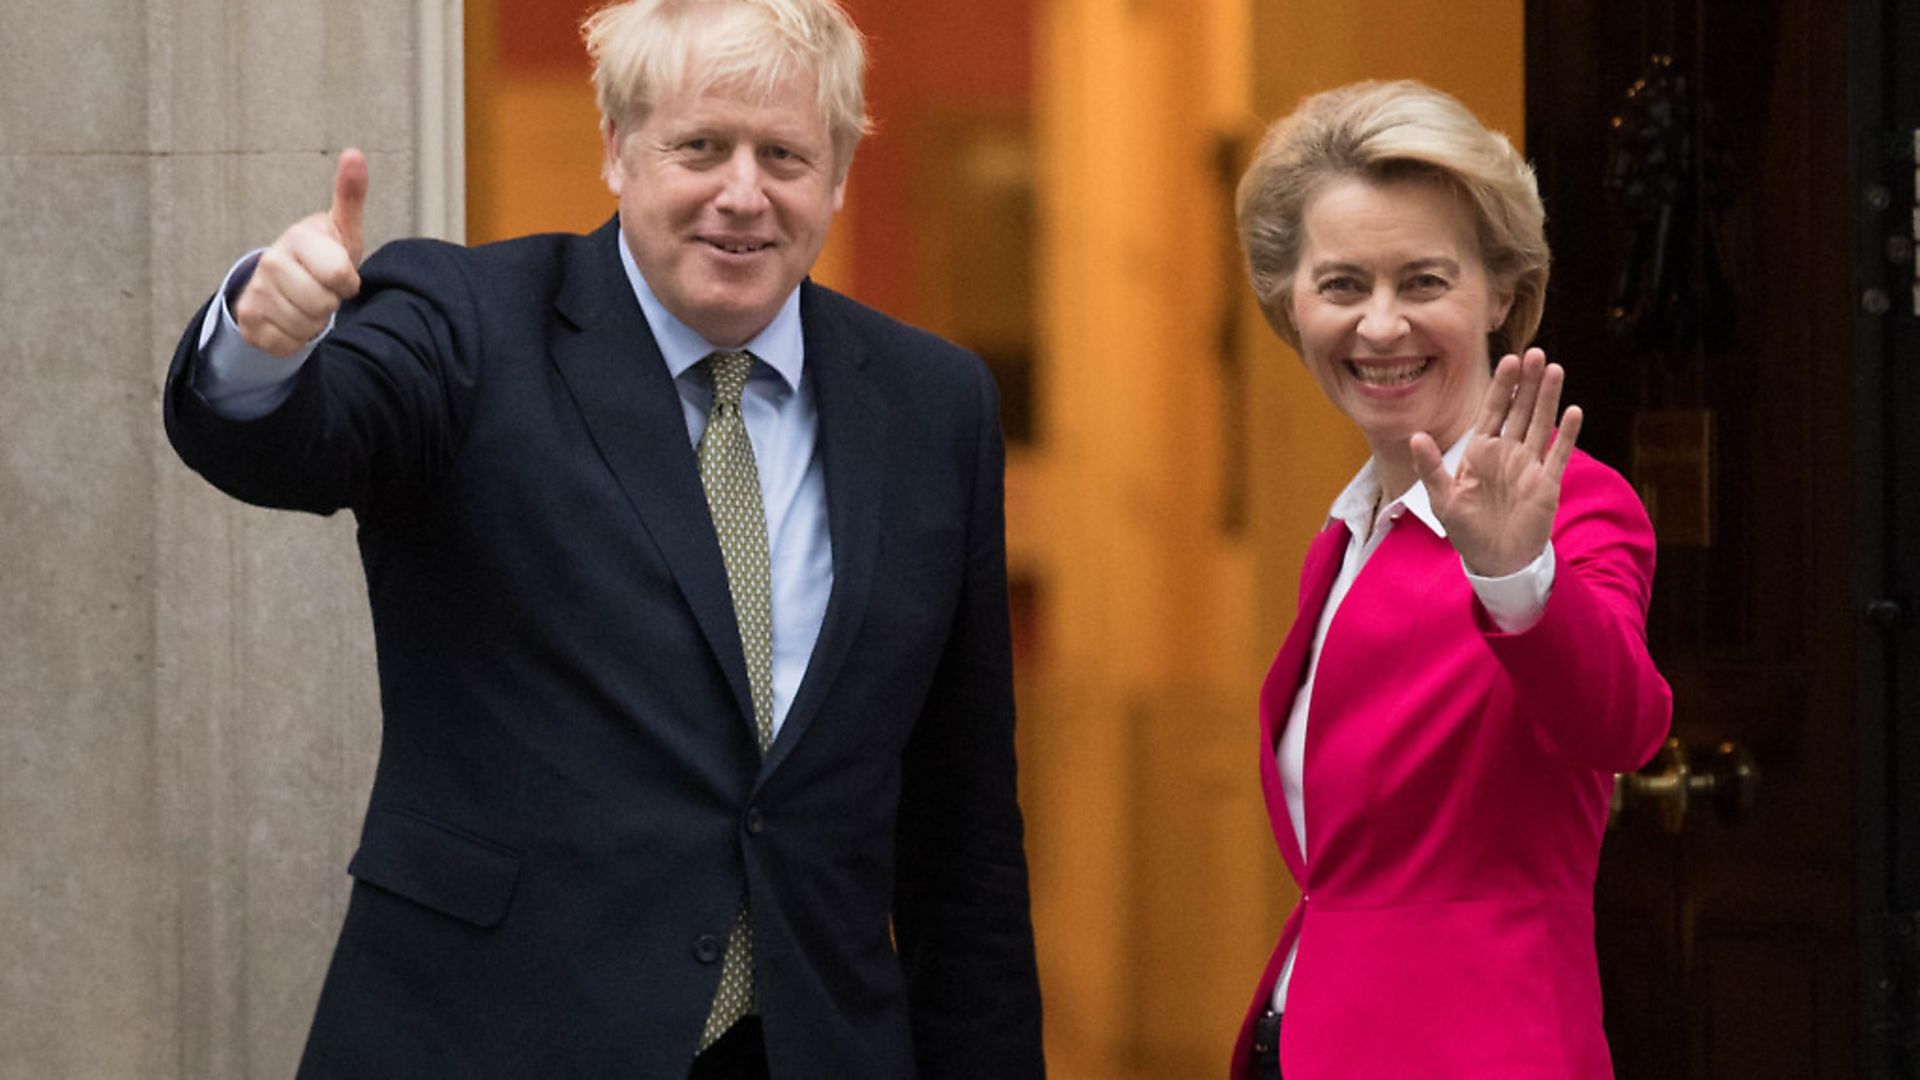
1231 450 1672 1079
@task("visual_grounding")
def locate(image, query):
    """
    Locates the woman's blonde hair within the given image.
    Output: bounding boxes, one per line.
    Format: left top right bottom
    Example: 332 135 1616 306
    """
584 0 871 182
1236 80 1549 358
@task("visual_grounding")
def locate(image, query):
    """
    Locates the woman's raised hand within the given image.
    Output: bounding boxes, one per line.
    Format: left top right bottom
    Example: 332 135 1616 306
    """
1410 348 1583 578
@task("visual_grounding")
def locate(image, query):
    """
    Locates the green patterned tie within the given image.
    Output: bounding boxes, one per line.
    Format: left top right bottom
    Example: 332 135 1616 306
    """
695 350 775 1050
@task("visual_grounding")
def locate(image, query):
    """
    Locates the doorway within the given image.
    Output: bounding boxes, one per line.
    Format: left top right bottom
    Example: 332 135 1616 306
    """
1524 0 1917 1075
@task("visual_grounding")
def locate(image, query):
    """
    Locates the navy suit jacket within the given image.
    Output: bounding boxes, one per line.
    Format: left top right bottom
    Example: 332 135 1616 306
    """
163 219 1044 1079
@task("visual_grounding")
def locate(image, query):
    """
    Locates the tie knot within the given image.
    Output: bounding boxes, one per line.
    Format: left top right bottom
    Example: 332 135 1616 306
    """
705 351 754 410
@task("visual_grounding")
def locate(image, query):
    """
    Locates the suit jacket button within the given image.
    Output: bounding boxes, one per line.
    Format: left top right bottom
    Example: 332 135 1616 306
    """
694 934 721 964
744 807 765 836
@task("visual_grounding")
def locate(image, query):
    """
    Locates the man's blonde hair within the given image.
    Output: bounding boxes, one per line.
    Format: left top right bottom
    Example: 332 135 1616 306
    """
584 0 871 182
1236 80 1549 358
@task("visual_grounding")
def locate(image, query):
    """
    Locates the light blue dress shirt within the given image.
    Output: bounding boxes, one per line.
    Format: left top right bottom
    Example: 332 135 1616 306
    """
195 234 833 736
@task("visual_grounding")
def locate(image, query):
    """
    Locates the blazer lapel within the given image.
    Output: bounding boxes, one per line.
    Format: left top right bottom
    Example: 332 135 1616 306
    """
760 282 885 780
548 219 758 728
1258 520 1349 876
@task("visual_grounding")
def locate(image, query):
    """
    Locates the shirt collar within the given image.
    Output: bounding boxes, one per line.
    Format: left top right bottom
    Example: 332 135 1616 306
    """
617 230 805 392
1327 434 1471 539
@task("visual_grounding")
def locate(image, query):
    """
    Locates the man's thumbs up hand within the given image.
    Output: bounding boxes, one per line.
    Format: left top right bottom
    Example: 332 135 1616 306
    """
233 149 369 358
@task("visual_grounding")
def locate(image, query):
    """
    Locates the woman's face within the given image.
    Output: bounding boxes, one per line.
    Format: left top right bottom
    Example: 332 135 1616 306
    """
1288 176 1514 459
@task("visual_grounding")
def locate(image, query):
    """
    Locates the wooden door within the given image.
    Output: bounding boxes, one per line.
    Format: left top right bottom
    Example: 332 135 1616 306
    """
1523 1 1910 1075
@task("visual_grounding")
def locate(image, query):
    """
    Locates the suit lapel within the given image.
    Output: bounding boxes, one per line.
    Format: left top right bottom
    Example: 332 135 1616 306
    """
1258 520 1349 877
760 282 885 780
548 219 758 728
1262 521 1349 746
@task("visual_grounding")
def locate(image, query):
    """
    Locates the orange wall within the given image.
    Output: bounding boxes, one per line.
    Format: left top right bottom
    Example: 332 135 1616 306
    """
464 0 609 243
495 0 599 73
836 0 1033 319
1253 0 1525 139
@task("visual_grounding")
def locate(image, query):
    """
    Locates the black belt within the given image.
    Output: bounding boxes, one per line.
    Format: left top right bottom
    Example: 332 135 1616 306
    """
1251 1007 1283 1080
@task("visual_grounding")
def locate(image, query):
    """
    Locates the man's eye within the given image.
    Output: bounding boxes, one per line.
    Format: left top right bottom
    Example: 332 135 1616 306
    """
763 145 795 160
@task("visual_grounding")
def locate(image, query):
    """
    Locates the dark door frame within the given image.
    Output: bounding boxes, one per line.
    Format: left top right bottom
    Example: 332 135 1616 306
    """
1849 0 1920 1076
1843 0 1920 1068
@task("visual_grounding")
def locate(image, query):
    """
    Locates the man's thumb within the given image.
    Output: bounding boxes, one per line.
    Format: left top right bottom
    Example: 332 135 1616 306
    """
330 148 368 265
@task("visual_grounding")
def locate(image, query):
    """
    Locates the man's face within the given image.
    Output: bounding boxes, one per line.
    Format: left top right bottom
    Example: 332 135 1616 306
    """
605 74 845 348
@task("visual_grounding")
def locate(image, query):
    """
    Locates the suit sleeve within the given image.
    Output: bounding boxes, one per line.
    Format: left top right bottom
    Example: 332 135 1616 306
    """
163 240 479 516
891 364 1046 1079
1481 454 1673 773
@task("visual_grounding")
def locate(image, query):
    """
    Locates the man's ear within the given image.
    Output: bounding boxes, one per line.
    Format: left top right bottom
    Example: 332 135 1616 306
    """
602 121 626 195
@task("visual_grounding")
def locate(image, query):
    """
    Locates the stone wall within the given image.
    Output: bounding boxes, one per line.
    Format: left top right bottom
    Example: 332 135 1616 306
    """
1 2 428 1074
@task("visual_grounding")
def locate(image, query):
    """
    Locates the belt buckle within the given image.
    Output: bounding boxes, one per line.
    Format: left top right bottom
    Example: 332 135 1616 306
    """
1252 1006 1281 1054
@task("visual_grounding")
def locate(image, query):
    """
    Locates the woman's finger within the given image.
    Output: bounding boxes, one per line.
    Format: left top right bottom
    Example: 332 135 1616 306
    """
1505 348 1547 444
1476 353 1522 437
1524 362 1567 458
1545 404 1584 483
1410 430 1450 504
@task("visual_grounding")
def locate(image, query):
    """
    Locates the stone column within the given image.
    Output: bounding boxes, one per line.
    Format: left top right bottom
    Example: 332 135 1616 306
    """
0 2 448 1075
